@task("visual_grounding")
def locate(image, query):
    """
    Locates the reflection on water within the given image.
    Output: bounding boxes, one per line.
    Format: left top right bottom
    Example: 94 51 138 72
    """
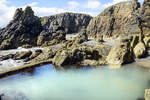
0 64 149 100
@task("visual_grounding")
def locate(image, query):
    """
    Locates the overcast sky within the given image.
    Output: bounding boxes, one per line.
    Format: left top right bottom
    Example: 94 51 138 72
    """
0 0 144 27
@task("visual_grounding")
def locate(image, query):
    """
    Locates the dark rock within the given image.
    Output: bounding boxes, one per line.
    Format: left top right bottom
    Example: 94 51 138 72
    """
14 50 32 60
0 6 42 50
37 27 66 46
0 54 15 61
41 12 92 34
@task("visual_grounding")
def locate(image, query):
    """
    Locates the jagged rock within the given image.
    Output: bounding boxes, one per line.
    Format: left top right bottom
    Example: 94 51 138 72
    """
87 0 141 38
106 38 134 65
0 6 42 50
133 42 146 58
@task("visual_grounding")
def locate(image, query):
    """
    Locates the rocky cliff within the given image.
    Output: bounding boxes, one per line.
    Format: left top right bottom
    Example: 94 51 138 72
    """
41 13 92 34
37 13 92 46
87 0 141 38
0 6 42 50
0 8 92 49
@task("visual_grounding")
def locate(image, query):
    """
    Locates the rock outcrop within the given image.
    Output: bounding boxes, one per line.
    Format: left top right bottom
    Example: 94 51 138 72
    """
133 42 146 58
106 37 134 65
0 6 42 50
87 0 141 38
37 13 92 46
52 42 111 67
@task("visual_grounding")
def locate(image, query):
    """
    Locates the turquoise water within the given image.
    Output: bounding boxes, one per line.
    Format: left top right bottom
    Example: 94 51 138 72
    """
0 64 149 100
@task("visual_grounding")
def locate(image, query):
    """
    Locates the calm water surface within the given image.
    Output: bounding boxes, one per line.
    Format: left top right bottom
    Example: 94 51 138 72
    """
0 64 149 100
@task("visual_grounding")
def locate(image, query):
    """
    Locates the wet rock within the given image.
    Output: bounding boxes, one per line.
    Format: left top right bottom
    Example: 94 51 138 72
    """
134 42 146 58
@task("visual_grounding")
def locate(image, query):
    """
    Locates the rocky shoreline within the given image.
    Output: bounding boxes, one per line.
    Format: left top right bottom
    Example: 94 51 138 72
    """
0 0 150 76
0 0 150 99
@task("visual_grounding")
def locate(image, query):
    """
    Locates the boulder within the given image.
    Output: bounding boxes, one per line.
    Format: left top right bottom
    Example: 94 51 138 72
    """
87 0 141 38
106 39 134 65
0 6 42 50
133 42 146 58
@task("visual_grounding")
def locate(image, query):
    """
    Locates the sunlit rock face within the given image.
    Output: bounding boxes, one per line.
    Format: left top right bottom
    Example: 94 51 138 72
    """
87 0 141 38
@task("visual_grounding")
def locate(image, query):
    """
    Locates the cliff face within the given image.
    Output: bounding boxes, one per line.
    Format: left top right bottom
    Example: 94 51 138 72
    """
139 0 150 35
87 0 141 38
0 6 42 50
41 13 92 34
37 13 92 46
